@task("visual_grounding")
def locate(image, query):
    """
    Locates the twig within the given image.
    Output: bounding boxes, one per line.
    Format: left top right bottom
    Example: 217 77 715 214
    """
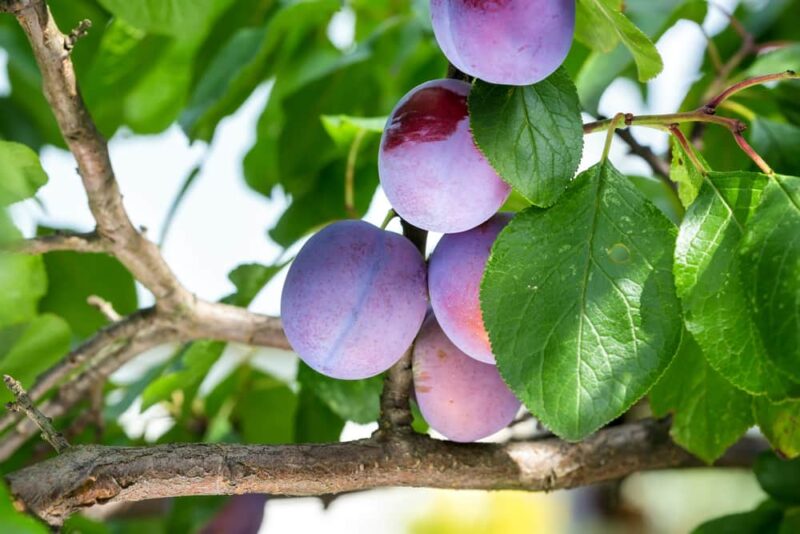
64 19 91 51
3 375 69 453
13 231 106 254
704 71 798 113
0 306 288 460
582 71 797 174
87 295 121 322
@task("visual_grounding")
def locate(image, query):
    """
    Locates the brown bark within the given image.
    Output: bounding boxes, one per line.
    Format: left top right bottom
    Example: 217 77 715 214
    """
5 419 760 527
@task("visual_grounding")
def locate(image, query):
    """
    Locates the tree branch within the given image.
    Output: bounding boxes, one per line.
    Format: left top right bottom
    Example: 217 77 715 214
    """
3 375 69 453
0 305 289 460
6 419 763 527
376 219 427 437
10 0 190 306
13 231 106 254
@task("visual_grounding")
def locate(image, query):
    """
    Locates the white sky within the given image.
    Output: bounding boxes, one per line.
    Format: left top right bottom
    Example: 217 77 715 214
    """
3 1 755 532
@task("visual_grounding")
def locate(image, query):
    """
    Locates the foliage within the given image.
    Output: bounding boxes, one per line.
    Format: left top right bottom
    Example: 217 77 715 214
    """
0 0 799 529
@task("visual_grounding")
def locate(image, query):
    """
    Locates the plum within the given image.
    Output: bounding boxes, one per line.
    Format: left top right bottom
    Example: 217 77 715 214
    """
281 220 427 380
413 315 521 442
378 79 510 233
428 213 511 363
430 0 576 86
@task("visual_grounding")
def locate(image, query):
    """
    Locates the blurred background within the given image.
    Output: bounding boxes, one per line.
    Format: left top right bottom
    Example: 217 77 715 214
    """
1 0 795 531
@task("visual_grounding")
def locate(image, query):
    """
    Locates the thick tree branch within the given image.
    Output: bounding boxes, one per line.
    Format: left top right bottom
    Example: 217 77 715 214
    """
6 419 762 526
10 0 189 306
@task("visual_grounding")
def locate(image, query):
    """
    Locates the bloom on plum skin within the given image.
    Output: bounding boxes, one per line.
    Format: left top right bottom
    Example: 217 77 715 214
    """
413 314 521 442
431 0 576 86
429 213 512 364
379 78 510 234
281 220 428 380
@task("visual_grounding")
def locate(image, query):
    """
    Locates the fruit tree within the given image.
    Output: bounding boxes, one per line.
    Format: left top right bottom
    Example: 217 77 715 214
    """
0 0 798 531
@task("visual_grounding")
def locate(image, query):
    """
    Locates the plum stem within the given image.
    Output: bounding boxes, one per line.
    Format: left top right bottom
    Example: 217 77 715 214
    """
375 219 427 439
600 114 626 163
344 129 367 218
379 209 397 230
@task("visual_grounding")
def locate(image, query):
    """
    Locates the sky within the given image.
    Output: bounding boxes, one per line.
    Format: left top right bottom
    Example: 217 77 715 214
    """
2 1 754 532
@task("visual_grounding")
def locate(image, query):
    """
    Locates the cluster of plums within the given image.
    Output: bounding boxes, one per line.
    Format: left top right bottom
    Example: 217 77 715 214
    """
281 0 576 442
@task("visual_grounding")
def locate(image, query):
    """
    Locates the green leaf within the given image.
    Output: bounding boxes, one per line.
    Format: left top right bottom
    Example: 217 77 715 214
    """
751 120 800 177
80 19 168 136
0 314 71 404
123 37 201 134
669 135 707 207
141 341 226 410
482 162 681 440
692 500 785 534
320 114 386 149
780 508 800 534
575 46 630 114
268 154 379 248
650 332 754 463
141 261 281 409
754 397 800 459
0 480 48 533
180 0 341 141
97 0 233 36
627 174 684 226
576 0 705 113
581 0 664 81
234 373 297 444
0 250 46 328
755 452 800 504
38 247 138 339
747 44 800 77
575 0 622 53
0 141 48 206
222 262 286 308
469 68 584 207
297 363 382 424
674 172 800 400
739 174 800 382
294 387 346 443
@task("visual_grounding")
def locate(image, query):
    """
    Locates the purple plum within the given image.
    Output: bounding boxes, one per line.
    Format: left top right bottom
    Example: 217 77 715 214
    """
413 315 521 442
378 79 510 233
428 213 511 363
431 0 576 86
281 220 428 380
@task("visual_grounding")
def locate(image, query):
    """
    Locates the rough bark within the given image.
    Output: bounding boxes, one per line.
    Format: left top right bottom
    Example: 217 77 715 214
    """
6 419 761 526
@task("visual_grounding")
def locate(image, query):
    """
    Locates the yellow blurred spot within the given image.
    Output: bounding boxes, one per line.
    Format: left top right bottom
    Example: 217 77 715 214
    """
409 490 567 534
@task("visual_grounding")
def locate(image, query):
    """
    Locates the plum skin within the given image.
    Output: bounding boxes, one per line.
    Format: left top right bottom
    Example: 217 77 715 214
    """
429 213 511 364
378 78 510 233
430 0 576 86
413 315 521 442
281 220 428 380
